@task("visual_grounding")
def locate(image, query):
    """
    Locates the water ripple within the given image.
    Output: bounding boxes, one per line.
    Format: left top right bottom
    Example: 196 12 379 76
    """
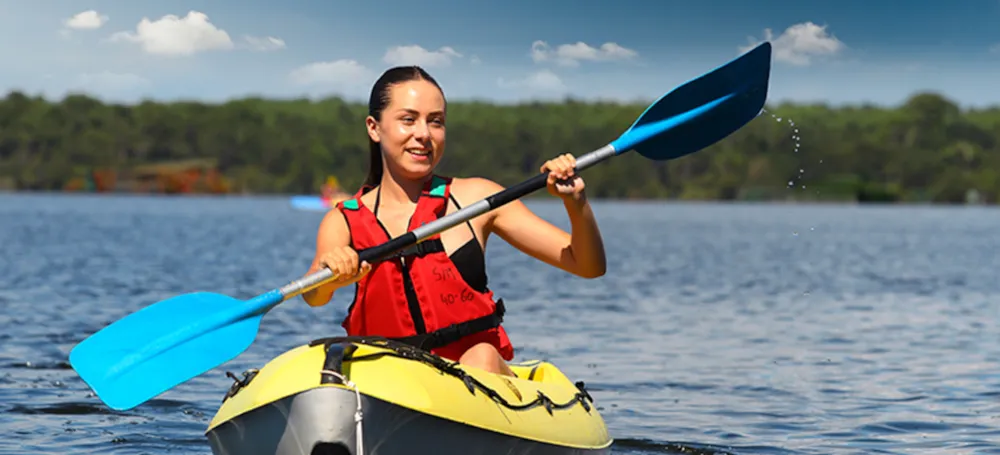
2 195 1000 454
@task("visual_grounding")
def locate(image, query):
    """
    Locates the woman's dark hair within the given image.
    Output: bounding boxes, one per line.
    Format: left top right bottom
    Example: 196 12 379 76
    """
363 65 444 188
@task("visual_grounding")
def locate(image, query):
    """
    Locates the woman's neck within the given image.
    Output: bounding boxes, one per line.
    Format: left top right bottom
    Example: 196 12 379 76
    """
377 170 432 207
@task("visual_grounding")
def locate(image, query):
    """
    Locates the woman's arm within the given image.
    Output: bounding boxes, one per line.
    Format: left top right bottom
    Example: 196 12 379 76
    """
460 177 607 278
301 208 354 307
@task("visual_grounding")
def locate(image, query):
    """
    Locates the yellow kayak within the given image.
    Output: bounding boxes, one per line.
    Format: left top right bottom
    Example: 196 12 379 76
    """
205 336 612 455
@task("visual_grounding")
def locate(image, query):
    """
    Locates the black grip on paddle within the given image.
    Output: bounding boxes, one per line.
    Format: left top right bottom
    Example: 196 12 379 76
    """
485 172 549 209
357 232 416 265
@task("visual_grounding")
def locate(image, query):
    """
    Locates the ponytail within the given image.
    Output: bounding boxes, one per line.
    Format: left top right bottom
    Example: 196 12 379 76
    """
363 139 383 188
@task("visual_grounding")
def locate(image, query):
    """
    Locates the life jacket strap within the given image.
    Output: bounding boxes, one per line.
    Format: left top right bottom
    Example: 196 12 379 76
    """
386 239 445 260
392 299 506 352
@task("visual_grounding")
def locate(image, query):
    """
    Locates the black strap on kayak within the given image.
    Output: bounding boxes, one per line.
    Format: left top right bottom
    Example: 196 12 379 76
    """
222 369 259 402
390 299 505 351
319 342 359 385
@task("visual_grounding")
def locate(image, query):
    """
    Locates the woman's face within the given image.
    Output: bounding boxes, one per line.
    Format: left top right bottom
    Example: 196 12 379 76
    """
367 79 447 181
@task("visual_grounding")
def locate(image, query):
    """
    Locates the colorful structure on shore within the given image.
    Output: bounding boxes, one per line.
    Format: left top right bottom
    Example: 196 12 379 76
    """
62 159 231 194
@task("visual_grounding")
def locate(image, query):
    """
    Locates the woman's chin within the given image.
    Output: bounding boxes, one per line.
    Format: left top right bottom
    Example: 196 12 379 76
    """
396 164 435 180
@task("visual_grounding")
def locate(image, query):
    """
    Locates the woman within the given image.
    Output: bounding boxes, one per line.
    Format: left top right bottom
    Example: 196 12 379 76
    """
302 66 606 377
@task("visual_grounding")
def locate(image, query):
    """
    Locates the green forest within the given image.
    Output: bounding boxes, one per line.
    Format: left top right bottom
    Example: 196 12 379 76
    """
1 89 998 204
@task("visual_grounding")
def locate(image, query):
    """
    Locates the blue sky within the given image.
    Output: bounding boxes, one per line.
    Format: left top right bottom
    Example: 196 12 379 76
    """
1 0 998 107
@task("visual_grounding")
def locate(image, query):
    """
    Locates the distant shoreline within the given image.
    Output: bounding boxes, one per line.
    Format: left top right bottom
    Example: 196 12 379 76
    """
1 91 996 204
2 189 995 208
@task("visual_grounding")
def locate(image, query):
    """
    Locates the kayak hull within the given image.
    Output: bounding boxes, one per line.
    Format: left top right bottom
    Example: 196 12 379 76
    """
206 386 358 455
207 386 608 455
205 336 612 455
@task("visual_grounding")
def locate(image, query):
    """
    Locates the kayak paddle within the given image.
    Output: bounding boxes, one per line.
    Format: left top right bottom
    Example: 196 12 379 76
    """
69 41 772 411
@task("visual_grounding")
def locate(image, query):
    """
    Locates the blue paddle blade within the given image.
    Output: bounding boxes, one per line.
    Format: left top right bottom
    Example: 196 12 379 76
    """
69 290 282 411
289 195 332 212
610 41 772 160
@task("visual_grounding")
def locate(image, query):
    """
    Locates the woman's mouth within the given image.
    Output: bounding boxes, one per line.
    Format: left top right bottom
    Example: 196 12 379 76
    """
406 149 431 161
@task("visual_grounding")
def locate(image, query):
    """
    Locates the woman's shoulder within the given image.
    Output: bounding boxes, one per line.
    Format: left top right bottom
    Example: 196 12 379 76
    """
448 176 505 201
316 205 350 238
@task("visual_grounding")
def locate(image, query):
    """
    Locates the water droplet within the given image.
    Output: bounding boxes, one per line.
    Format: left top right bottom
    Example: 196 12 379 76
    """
787 180 794 187
792 231 799 236
799 168 804 173
801 185 806 189
810 227 815 231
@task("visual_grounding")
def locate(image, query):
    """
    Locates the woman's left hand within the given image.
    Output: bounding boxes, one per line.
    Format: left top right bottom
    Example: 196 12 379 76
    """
541 153 586 201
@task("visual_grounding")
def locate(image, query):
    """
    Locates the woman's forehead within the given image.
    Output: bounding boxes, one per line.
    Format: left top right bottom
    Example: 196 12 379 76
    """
388 80 445 111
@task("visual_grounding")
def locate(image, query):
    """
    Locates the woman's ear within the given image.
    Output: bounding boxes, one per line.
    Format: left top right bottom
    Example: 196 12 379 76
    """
365 116 380 143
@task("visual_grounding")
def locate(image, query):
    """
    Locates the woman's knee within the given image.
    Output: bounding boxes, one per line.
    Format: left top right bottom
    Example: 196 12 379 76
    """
459 342 500 364
459 342 513 376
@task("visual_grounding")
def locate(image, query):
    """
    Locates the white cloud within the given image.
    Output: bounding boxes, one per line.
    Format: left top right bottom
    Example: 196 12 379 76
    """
740 22 845 66
64 10 108 30
243 35 286 52
470 55 482 65
383 45 462 67
109 11 234 56
990 43 1000 54
498 69 567 92
530 40 638 67
289 59 373 87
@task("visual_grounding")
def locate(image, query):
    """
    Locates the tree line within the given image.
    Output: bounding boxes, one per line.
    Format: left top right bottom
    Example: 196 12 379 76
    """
0 90 997 203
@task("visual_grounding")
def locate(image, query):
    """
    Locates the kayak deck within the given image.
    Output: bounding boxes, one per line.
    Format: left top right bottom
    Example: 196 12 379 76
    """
205 336 611 454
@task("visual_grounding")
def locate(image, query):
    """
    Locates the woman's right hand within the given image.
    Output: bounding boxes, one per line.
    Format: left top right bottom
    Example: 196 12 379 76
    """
317 246 372 286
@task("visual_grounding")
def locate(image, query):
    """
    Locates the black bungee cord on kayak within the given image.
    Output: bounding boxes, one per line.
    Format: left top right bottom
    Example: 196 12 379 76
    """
218 336 597 455
218 335 598 455
308 336 596 414
222 335 595 415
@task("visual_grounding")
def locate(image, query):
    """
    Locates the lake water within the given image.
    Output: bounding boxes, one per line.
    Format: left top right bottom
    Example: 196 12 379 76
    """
2 193 999 454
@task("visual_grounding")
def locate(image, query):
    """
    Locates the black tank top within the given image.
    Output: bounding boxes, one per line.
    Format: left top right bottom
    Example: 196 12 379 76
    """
373 186 489 293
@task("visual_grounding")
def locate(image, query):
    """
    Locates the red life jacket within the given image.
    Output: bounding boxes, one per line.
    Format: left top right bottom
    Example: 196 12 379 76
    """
333 175 514 362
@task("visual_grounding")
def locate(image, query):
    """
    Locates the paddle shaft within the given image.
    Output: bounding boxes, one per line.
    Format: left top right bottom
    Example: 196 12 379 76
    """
277 143 617 299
